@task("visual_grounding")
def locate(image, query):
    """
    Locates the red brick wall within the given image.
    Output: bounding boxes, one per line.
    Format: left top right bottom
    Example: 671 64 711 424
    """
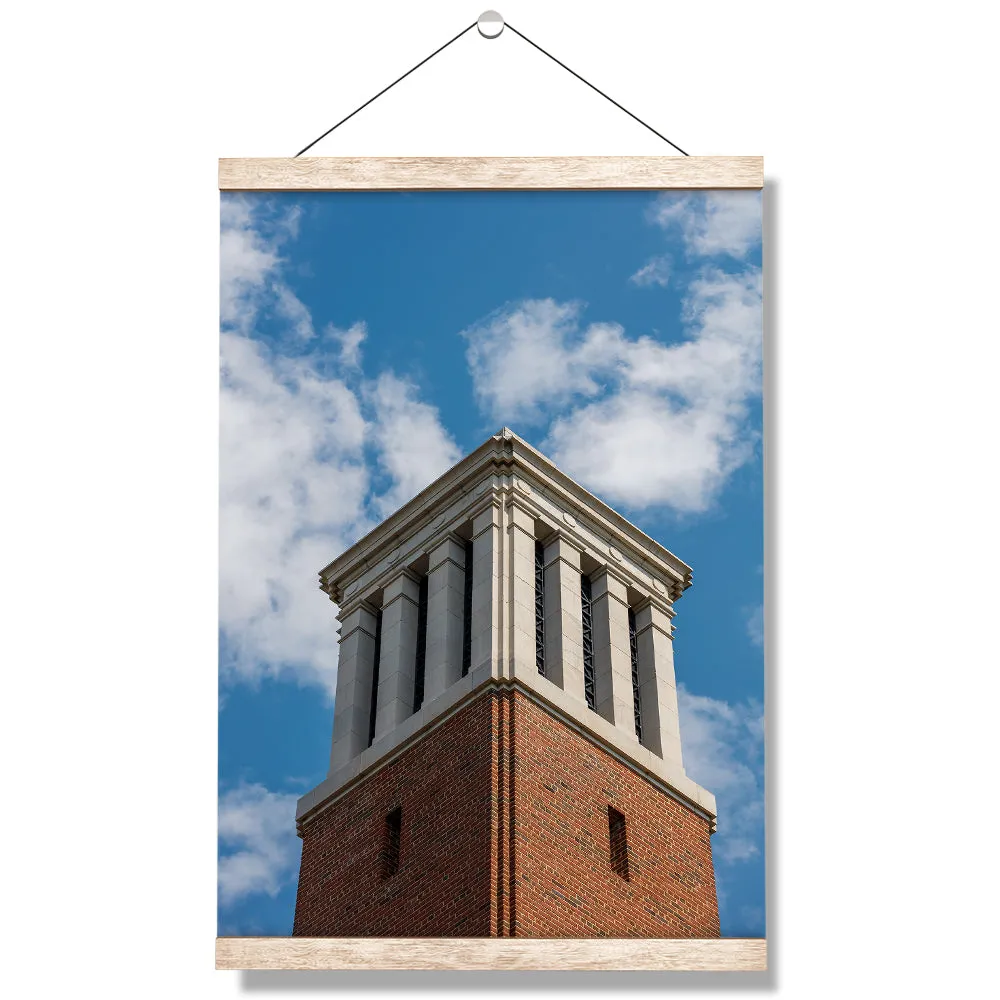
510 691 720 938
293 693 495 937
293 686 719 938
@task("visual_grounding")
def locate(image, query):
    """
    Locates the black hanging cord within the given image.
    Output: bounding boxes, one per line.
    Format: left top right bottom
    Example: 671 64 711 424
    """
504 23 688 156
294 21 478 157
293 18 688 157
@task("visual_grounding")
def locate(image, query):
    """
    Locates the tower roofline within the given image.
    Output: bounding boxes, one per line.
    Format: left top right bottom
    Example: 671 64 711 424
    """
319 427 693 602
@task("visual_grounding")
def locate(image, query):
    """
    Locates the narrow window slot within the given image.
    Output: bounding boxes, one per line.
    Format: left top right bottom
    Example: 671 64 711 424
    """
383 807 402 879
608 807 629 881
535 540 546 675
413 575 428 712
462 540 473 677
628 607 642 741
581 575 595 710
367 608 383 747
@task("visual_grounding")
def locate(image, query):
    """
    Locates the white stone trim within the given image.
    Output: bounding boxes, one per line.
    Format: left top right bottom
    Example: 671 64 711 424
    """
319 431 692 605
297 675 716 833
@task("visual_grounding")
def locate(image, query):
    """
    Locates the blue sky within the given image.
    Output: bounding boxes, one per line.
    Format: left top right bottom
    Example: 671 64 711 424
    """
218 188 764 937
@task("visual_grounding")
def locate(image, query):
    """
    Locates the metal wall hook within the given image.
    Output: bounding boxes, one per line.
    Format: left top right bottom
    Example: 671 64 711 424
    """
477 11 504 39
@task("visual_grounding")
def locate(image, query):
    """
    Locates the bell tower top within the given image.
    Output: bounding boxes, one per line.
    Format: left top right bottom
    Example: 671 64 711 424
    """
296 429 715 831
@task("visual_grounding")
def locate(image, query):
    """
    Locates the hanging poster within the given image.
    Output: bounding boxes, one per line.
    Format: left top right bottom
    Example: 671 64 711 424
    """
217 156 765 971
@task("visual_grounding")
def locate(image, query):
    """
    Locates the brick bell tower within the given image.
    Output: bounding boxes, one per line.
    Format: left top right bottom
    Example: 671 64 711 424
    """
293 429 720 938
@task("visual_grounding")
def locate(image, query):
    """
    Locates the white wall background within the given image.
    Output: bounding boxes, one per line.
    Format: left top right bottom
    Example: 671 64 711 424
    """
2 0 997 995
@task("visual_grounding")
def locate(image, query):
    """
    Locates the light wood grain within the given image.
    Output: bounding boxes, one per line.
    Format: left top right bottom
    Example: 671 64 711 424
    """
218 156 762 191
215 936 766 971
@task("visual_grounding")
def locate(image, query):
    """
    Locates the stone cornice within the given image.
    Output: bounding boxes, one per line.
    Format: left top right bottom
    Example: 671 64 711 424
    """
318 429 693 604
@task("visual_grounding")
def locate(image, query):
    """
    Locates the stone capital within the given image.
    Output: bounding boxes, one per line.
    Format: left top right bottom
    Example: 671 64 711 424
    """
337 602 379 642
427 532 467 572
471 497 501 537
543 531 583 571
382 567 421 607
590 565 630 604
504 487 537 525
632 599 673 638
505 494 536 535
336 595 380 623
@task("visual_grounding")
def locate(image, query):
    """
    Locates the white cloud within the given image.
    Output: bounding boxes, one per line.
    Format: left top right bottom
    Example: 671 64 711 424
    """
218 784 300 907
367 372 462 518
463 299 625 425
220 331 370 691
629 254 672 288
220 196 305 336
625 191 760 322
651 191 762 259
219 197 280 333
220 198 460 694
275 283 314 341
677 685 764 866
328 321 367 368
569 266 762 513
464 267 762 512
546 390 751 512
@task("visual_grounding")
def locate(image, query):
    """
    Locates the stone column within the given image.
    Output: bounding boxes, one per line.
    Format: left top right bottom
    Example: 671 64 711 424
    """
469 499 501 677
423 533 466 703
542 533 583 694
329 601 378 772
373 568 421 740
506 495 537 680
633 599 683 767
590 567 637 737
